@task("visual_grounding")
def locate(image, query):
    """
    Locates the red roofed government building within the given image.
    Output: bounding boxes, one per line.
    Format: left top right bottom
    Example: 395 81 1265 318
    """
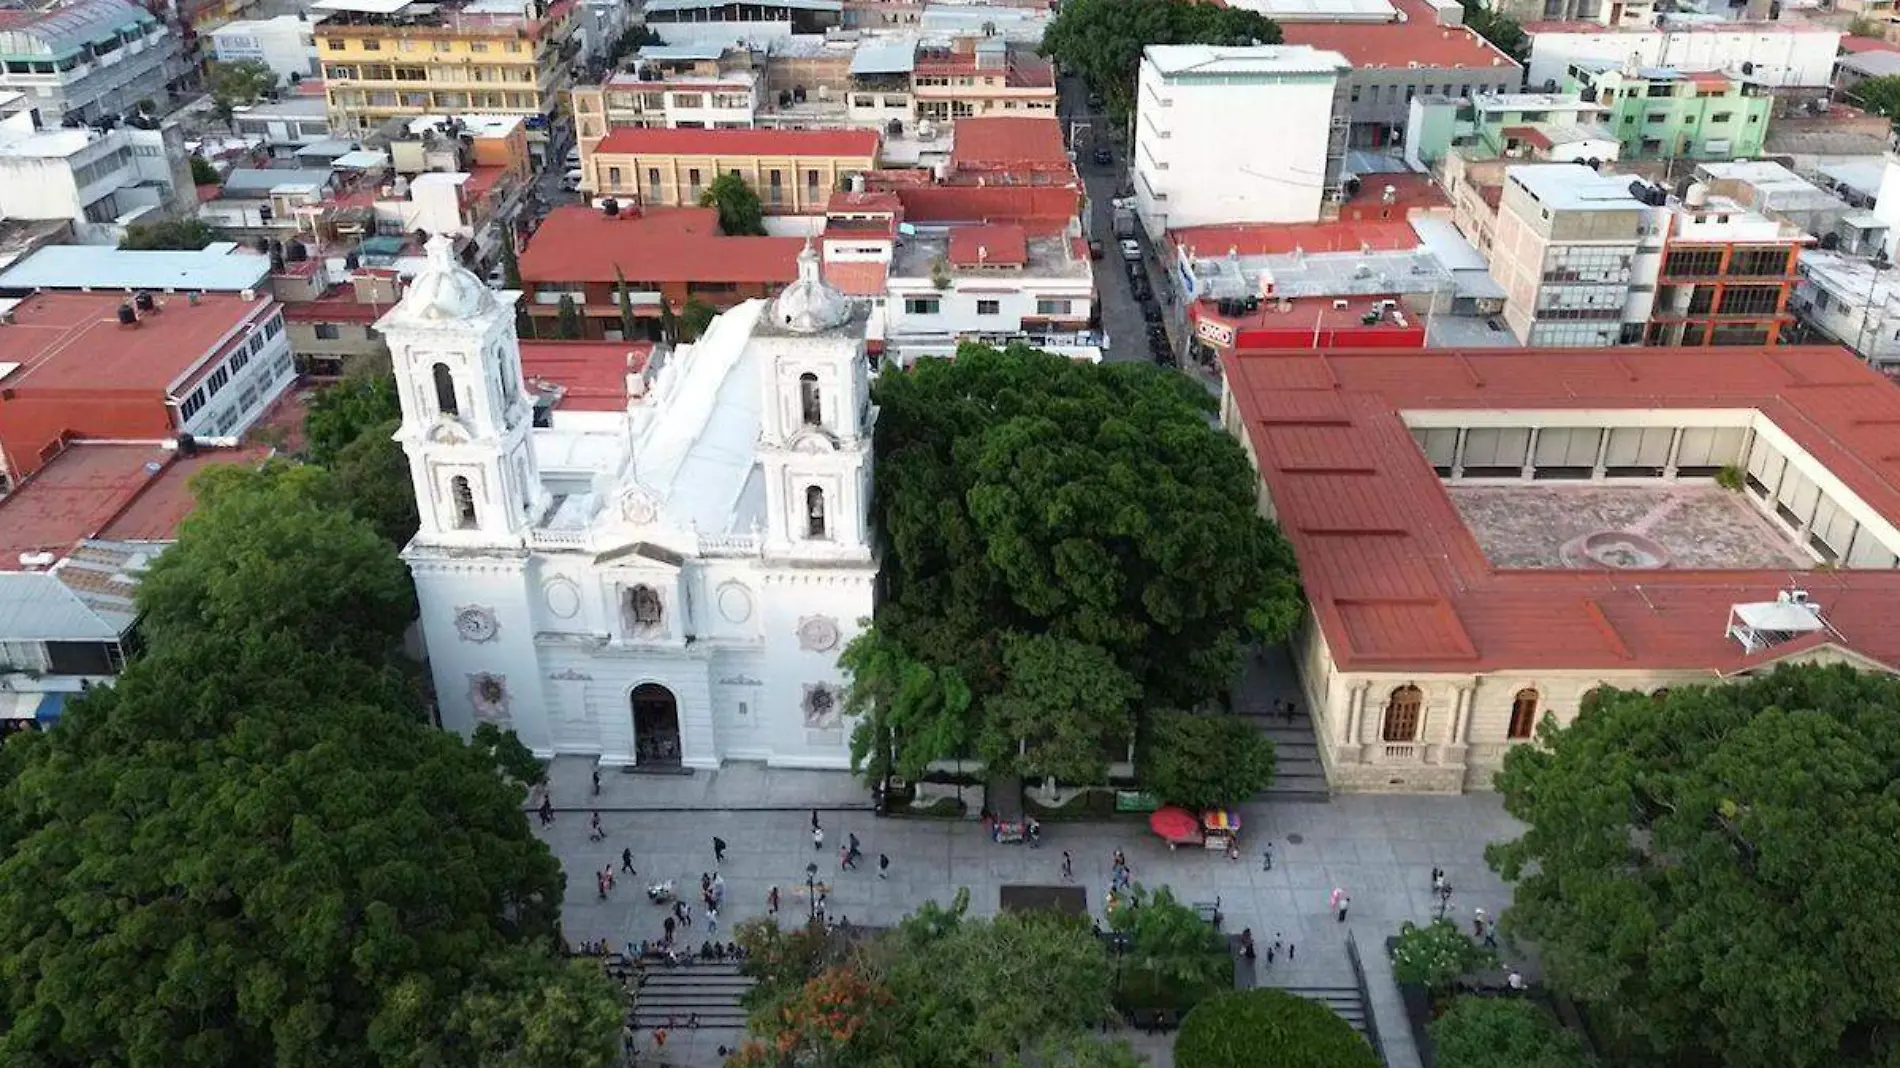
1223 344 1900 794
517 205 804 339
581 126 881 214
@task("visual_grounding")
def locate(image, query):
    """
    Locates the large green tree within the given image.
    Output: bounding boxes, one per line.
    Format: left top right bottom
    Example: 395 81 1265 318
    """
1043 0 1282 119
699 172 768 236
304 369 402 467
1487 665 1900 1068
1429 997 1596 1068
1459 0 1527 64
1853 75 1900 129
120 218 222 251
1139 709 1276 809
209 59 278 127
1389 919 1494 996
854 342 1301 781
1176 989 1380 1068
840 627 974 787
0 462 616 1068
328 418 420 549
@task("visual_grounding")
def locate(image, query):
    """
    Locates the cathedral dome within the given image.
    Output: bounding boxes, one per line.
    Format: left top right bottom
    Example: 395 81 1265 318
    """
772 240 850 333
396 233 497 321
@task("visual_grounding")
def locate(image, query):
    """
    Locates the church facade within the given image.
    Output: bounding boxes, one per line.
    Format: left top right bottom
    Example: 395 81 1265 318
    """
379 235 877 769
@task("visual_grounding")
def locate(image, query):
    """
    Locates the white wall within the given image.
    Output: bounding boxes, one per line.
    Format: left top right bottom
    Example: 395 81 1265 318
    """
1527 28 1842 91
885 276 1093 337
1133 54 1343 236
178 308 296 440
210 18 318 83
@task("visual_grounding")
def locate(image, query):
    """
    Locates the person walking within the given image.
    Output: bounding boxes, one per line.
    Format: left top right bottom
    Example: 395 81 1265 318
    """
878 853 890 879
839 844 853 871
592 768 601 795
589 811 605 842
621 847 635 875
1284 699 1298 725
1336 893 1351 923
768 885 780 916
538 795 555 826
1472 907 1487 938
811 809 821 831
1261 841 1274 871
713 836 727 864
812 824 825 851
1061 850 1074 881
706 906 719 937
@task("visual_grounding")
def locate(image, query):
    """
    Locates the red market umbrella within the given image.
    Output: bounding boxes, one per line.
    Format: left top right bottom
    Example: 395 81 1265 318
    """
1149 806 1201 844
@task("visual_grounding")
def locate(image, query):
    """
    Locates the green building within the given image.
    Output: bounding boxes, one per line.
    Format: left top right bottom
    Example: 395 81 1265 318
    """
1405 92 1621 168
1562 62 1771 162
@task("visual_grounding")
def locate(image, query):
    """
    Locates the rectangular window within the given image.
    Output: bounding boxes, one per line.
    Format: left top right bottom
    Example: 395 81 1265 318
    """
904 296 940 315
1710 111 1733 123
1036 298 1072 316
180 388 206 421
976 299 1000 316
207 366 230 396
608 166 622 187
648 167 661 200
314 323 342 339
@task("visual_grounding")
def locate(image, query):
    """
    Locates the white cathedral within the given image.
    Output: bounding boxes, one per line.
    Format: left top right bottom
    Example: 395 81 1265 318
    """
379 234 877 769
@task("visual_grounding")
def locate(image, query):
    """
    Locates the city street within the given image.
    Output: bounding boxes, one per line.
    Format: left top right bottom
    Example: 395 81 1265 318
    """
538 761 1521 1068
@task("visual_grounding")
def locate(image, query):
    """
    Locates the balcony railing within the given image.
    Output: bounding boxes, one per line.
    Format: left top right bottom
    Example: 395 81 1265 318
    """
1381 743 1417 761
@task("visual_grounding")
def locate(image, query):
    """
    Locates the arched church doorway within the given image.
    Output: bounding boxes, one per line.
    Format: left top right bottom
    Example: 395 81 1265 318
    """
631 683 681 767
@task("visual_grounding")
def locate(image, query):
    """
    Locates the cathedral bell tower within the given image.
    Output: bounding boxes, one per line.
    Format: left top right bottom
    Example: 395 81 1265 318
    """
378 233 546 547
757 242 873 562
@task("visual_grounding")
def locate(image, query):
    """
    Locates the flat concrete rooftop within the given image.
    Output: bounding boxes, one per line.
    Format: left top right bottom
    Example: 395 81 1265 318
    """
1447 483 1813 572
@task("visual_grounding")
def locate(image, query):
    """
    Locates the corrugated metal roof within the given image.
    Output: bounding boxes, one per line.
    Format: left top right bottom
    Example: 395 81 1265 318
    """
0 0 155 58
0 571 122 641
850 39 915 75
0 245 270 293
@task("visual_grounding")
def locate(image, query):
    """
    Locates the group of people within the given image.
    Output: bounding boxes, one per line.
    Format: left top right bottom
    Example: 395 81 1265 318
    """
1237 927 1296 965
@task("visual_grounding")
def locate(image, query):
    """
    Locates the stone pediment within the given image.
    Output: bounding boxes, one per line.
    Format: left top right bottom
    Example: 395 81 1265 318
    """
594 540 686 570
786 427 840 454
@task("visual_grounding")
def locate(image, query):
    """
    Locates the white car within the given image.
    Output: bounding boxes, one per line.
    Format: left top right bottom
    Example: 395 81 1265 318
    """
1119 239 1142 261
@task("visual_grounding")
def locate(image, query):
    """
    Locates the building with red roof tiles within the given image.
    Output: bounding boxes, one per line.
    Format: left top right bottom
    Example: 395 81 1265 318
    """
516 205 804 339
948 116 1074 186
887 185 1082 235
517 341 654 413
0 291 293 490
1278 0 1521 148
1222 343 1900 794
583 127 880 213
911 36 1056 124
886 216 1097 360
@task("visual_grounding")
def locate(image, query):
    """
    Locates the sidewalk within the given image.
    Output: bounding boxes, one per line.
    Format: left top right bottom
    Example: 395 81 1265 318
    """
534 757 876 814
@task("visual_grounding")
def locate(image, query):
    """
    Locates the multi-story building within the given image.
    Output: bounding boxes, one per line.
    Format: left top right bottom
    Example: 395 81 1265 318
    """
1695 159 1879 255
1647 185 1805 347
569 45 762 136
640 0 842 46
0 111 195 239
583 126 879 211
274 263 404 376
230 96 334 157
208 14 322 84
1278 0 1521 149
1488 163 1662 346
1792 250 1900 374
1407 91 1620 169
312 0 574 159
0 289 292 487
1565 62 1770 162
516 204 803 338
0 0 180 123
1526 21 1841 93
883 222 1096 360
1133 45 1352 238
910 34 1054 122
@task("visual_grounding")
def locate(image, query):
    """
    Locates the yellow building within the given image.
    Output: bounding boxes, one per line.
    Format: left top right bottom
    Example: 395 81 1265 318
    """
584 127 880 212
312 0 573 154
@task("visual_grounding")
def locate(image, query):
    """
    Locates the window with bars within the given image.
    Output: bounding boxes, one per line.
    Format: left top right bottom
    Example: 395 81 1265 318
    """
1382 686 1422 742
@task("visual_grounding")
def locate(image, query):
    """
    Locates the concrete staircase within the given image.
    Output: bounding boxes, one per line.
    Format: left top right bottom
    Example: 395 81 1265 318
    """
1256 715 1330 802
629 960 754 1029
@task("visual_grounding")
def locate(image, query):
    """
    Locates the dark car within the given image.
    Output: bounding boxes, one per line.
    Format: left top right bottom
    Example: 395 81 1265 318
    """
1091 147 1113 166
1130 276 1150 301
1087 238 1104 260
1142 301 1163 324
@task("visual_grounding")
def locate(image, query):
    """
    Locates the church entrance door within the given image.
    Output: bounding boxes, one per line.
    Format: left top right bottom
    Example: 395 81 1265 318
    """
632 683 682 767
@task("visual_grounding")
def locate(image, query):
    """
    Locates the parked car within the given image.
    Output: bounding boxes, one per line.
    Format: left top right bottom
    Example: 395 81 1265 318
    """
1130 276 1150 301
1088 238 1105 260
1142 301 1163 324
1120 238 1142 261
1092 147 1113 166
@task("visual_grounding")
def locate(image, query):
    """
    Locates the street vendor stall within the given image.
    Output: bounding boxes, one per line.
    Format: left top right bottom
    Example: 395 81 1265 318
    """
1200 809 1241 852
1148 806 1202 850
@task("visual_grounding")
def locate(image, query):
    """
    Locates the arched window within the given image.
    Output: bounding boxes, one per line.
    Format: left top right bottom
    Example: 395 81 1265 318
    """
805 485 827 539
799 372 821 426
450 475 477 528
1507 688 1539 740
1382 685 1422 743
626 585 663 629
433 362 459 416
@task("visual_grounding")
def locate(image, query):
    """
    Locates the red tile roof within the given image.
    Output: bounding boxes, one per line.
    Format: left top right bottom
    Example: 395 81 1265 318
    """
893 186 1080 235
824 260 889 297
948 224 1028 267
1839 35 1899 54
1281 0 1519 71
519 341 653 411
1502 125 1555 150
519 206 805 285
0 291 275 397
592 127 880 159
1223 345 1900 674
950 116 1071 173
827 191 903 214
1170 219 1421 258
0 443 265 568
284 285 393 324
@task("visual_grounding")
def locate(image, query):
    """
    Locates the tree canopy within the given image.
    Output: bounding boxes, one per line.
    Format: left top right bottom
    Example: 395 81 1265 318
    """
1852 76 1900 129
1459 0 1527 64
0 461 618 1067
210 59 279 126
1043 0 1282 118
846 343 1301 784
699 172 768 236
1139 709 1276 809
1389 919 1493 995
1487 665 1900 1068
120 218 223 251
1176 989 1381 1068
1429 997 1596 1068
734 895 1127 1068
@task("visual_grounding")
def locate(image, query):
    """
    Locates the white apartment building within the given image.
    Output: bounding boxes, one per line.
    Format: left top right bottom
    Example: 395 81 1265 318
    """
1525 23 1842 92
1488 164 1663 347
0 0 180 123
1133 45 1351 240
0 111 192 240
570 47 761 137
882 223 1099 361
208 15 321 84
1793 250 1900 373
